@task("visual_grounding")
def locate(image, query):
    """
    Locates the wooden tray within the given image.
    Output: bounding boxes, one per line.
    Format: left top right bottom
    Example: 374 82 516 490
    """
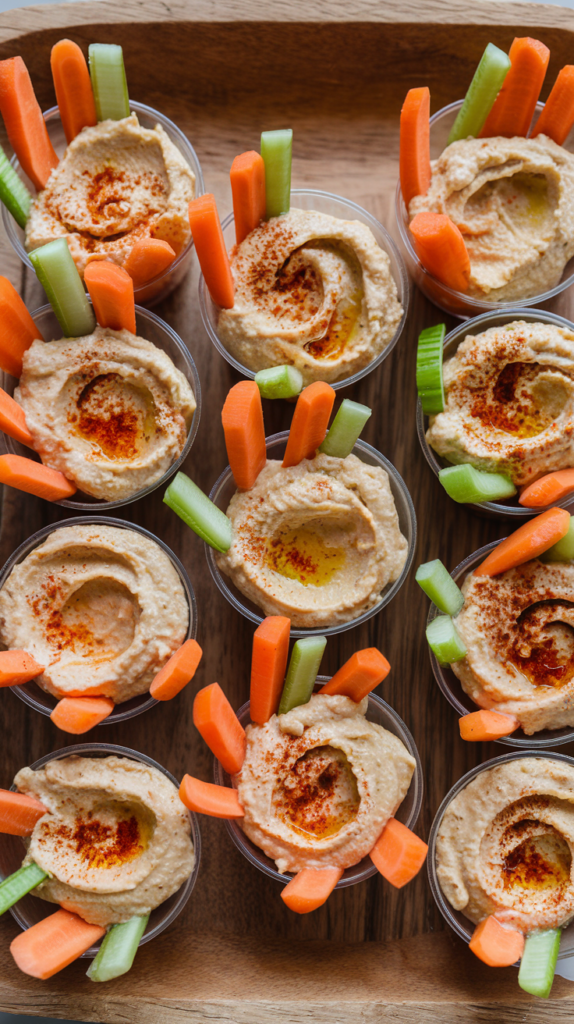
1 0 574 1019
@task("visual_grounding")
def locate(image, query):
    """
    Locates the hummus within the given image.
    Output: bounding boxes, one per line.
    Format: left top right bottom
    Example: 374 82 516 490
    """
410 135 574 301
237 693 415 874
25 114 195 277
217 208 402 385
216 453 408 628
436 757 574 934
427 321 574 487
15 755 194 927
16 326 196 501
0 523 188 703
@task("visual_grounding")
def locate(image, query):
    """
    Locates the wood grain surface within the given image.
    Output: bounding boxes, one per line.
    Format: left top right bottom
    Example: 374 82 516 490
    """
0 0 573 1019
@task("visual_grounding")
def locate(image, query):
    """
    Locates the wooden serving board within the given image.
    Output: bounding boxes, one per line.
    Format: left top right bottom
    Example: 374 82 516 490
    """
1 0 574 1019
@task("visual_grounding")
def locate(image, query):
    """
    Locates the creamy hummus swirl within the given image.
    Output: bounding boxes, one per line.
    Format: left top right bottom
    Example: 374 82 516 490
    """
217 208 402 385
436 758 574 933
0 523 189 703
15 755 194 927
237 694 415 874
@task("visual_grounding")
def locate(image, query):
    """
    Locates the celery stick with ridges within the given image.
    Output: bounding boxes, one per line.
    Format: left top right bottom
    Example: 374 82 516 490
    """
89 44 130 122
163 471 232 552
518 928 561 999
0 145 32 228
261 130 292 219
29 238 96 338
439 463 517 504
417 325 445 415
278 636 327 715
87 914 149 982
540 516 574 562
255 365 303 400
415 559 464 616
0 862 47 916
319 400 372 459
426 615 467 665
448 44 511 144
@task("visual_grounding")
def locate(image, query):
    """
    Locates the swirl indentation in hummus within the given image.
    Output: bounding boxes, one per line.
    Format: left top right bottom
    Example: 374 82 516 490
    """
265 524 347 587
273 745 360 839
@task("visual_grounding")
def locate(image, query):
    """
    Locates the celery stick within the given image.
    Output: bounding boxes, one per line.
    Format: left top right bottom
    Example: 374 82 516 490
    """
417 325 445 415
426 615 467 665
261 130 292 219
0 862 47 916
319 399 372 459
29 239 95 338
0 145 31 228
540 516 574 562
518 928 561 999
87 914 149 983
416 559 464 615
278 636 327 715
255 365 303 399
164 471 232 552
448 44 511 144
89 44 130 122
439 464 517 504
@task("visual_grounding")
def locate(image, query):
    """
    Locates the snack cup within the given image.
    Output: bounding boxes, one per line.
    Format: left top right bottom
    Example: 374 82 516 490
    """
0 742 201 956
0 516 196 725
199 189 409 389
0 299 201 511
2 101 204 307
213 680 423 890
206 431 417 638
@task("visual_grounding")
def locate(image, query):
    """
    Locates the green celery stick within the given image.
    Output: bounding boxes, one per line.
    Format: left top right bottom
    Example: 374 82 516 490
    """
255 365 303 400
278 636 327 715
319 400 372 459
261 130 292 219
541 516 574 562
0 145 31 228
89 44 130 122
518 928 561 999
164 471 232 552
87 914 149 983
417 325 445 415
439 464 517 504
415 559 464 615
426 615 467 665
29 239 95 338
448 44 511 144
0 862 47 916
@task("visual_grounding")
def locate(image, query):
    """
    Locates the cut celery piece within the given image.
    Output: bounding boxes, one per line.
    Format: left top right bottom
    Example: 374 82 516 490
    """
319 399 372 459
448 44 511 144
0 145 31 228
87 914 149 983
261 129 292 219
278 636 327 715
416 559 464 616
29 239 95 338
439 464 517 504
426 615 467 665
89 44 130 122
164 471 232 553
541 516 574 562
0 861 47 916
255 365 303 400
417 325 445 415
518 928 561 999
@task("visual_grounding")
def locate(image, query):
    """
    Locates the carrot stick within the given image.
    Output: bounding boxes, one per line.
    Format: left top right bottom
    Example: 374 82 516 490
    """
84 260 136 334
193 682 246 775
123 238 176 289
221 381 267 490
282 381 336 469
280 867 343 914
469 915 525 967
369 818 428 888
0 275 42 377
519 469 574 509
400 87 431 207
319 649 390 701
480 37 550 138
0 454 76 501
0 789 47 835
188 194 234 309
50 40 97 146
459 709 520 741
532 66 574 145
250 616 291 724
0 649 43 687
150 639 203 701
179 774 244 818
230 151 266 245
50 696 115 734
0 57 59 191
475 507 571 576
10 908 105 979
0 387 33 446
409 212 470 293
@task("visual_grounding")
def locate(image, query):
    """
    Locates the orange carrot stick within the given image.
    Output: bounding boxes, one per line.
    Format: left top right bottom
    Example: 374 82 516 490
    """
50 39 96 146
50 696 115 734
84 260 136 334
150 639 203 701
221 380 267 490
475 507 571 577
188 194 234 309
519 469 574 509
250 616 291 724
480 37 550 138
369 818 428 888
0 649 43 687
280 867 343 914
0 789 47 835
469 915 525 967
0 275 42 377
0 57 59 191
10 909 105 979
400 87 431 207
409 212 470 293
193 682 246 775
532 66 574 145
319 649 390 701
230 151 266 245
123 238 176 289
0 454 76 501
459 709 520 741
0 388 33 446
282 381 336 469
179 774 244 818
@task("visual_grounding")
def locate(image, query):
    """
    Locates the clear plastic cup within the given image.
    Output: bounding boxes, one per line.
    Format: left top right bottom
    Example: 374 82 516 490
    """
1 101 204 307
395 100 574 319
213 679 423 889
416 307 574 520
428 539 574 748
0 516 196 726
0 298 201 511
428 749 574 960
199 189 410 389
0 742 201 956
206 431 417 638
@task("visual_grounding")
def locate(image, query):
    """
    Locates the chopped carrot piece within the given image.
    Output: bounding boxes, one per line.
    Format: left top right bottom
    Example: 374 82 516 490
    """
0 387 33 446
282 381 336 468
0 454 76 501
188 194 234 309
10 908 105 979
459 709 519 741
0 275 42 377
230 150 266 245
469 915 525 967
123 238 176 289
179 774 244 818
0 789 47 835
319 648 390 701
0 56 59 191
481 37 550 138
150 639 203 701
519 469 574 509
400 87 431 206
222 380 266 489
532 65 574 145
50 696 115 734
409 212 470 293
369 818 428 888
475 507 571 576
50 39 96 145
84 260 136 334
250 616 291 724
0 649 43 687
193 682 246 775
280 867 343 914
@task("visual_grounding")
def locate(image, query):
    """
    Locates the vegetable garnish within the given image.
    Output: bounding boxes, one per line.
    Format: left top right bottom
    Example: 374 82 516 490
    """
0 862 47 917
150 639 203 701
518 928 561 999
319 649 390 701
0 144 31 229
88 43 129 122
278 636 327 715
29 238 96 338
458 709 519 742
416 324 445 415
282 381 336 468
540 516 574 562
474 507 571 576
260 129 292 219
163 471 233 553
123 238 176 288
179 775 244 818
369 818 428 888
193 683 246 776
0 789 46 835
0 649 44 689
255 365 303 400
415 559 464 616
532 65 574 145
480 37 550 139
409 212 470 293
0 56 58 191
469 915 524 967
0 454 76 502
189 193 234 309
319 399 372 459
230 150 266 245
519 469 574 509
0 275 42 377
10 908 105 979
439 464 517 504
280 867 343 914
426 615 467 665
50 696 115 734
0 388 33 446
222 380 267 490
250 616 291 725
448 43 511 144
50 39 97 145
84 260 136 334
87 914 149 983
399 87 431 206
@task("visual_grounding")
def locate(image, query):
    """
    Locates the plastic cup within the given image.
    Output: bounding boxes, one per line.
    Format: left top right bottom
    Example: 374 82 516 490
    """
0 742 201 956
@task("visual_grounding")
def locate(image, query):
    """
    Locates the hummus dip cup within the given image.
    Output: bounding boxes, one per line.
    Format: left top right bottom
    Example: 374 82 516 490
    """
0 516 196 726
199 189 409 390
0 742 201 956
